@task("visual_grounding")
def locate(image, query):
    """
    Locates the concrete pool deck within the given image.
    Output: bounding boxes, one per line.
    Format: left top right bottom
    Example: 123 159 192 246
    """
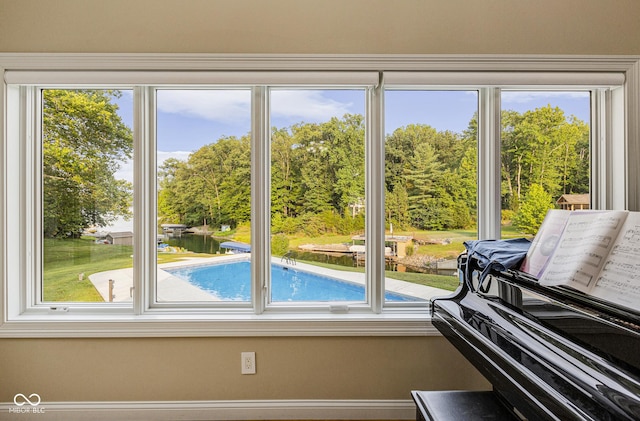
89 254 455 303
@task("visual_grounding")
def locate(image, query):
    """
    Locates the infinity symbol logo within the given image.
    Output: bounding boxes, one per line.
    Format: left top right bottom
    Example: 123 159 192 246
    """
13 393 41 406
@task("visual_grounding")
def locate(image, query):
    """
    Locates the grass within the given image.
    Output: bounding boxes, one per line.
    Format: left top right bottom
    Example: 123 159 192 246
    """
43 237 216 302
386 270 460 291
292 258 461 292
43 238 133 302
288 234 354 249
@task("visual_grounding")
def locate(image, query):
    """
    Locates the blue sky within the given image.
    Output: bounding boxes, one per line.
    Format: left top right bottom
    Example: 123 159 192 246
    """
116 89 590 150
113 88 591 180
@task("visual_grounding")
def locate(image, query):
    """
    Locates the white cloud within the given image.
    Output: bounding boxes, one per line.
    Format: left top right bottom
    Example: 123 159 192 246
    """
156 90 251 123
115 158 134 184
501 91 590 104
270 90 353 122
157 150 192 167
146 89 356 126
114 151 191 183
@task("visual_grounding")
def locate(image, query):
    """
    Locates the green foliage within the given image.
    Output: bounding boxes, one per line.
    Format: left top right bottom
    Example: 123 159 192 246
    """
271 233 290 256
501 209 515 224
513 184 554 234
405 243 414 257
43 90 133 238
156 107 589 237
501 106 589 210
386 184 410 229
158 135 251 228
386 124 476 230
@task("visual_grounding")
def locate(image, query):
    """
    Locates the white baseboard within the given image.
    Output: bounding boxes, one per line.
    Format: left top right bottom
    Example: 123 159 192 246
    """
0 399 415 421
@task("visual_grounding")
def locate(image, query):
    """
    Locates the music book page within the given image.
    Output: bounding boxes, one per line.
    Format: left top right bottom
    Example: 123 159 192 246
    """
520 209 572 278
589 212 640 309
524 210 640 310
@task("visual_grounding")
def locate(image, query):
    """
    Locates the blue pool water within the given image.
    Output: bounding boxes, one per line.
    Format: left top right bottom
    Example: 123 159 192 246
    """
165 261 416 302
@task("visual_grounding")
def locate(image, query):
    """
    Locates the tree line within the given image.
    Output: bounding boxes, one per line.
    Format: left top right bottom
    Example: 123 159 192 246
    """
43 90 589 238
157 106 589 236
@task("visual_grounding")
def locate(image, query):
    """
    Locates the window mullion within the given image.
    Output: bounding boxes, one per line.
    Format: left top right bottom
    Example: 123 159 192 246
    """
16 86 39 312
366 77 384 313
26 86 40 309
477 88 501 240
592 89 609 210
133 86 155 315
626 61 640 211
252 86 270 314
593 86 626 211
610 85 628 210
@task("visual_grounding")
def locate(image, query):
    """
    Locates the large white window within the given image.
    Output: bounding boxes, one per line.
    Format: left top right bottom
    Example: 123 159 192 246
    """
1 55 638 337
154 88 253 305
383 89 479 304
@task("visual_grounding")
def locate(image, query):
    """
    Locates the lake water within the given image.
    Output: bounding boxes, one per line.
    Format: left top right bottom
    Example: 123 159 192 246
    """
165 233 452 275
165 234 222 254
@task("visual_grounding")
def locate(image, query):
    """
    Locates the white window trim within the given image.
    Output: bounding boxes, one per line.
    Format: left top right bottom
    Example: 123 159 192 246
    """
1 54 639 338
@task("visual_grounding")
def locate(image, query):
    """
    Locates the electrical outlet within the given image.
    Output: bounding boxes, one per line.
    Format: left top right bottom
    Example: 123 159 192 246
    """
241 351 256 374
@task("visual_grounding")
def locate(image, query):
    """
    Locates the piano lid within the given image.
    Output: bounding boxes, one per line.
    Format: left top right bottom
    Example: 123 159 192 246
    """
432 255 640 421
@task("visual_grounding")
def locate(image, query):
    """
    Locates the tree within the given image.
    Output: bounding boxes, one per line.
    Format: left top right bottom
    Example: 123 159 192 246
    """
327 115 365 214
42 90 133 238
271 127 301 219
501 105 589 212
404 142 447 229
456 145 478 223
290 115 365 216
159 135 252 228
158 157 192 225
512 184 554 234
385 184 409 229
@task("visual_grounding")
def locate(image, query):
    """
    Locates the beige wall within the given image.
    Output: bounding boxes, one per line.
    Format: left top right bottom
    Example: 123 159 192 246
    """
1 0 640 55
1 0 640 406
0 337 488 402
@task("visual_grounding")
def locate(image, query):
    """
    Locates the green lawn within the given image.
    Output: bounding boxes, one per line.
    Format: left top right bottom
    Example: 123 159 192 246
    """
292 258 461 291
43 238 133 302
43 237 215 302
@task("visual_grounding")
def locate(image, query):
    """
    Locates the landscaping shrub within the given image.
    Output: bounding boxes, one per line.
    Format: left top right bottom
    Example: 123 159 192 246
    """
271 233 290 256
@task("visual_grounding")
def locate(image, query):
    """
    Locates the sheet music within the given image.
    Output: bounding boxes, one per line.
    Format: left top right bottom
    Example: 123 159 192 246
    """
538 211 627 293
590 212 640 309
520 209 571 278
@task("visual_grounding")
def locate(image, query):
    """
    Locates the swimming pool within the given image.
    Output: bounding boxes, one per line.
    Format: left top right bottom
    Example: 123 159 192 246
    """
165 260 416 302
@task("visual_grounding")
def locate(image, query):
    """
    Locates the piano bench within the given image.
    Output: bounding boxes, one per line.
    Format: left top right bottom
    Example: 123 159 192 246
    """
411 390 520 421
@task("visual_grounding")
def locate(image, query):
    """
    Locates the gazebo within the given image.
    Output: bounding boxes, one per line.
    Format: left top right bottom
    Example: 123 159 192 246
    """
556 194 590 211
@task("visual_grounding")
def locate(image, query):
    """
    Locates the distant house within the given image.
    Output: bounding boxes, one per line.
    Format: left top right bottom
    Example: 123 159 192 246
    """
556 194 590 210
161 224 188 237
106 231 134 246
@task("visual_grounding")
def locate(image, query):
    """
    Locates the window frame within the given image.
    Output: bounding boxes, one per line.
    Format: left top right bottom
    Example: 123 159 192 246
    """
1 54 638 338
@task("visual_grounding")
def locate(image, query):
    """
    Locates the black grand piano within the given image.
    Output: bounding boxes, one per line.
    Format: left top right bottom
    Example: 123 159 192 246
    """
413 248 640 420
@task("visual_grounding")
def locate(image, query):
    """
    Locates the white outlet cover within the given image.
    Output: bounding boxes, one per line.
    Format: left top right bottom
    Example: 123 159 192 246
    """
241 351 256 374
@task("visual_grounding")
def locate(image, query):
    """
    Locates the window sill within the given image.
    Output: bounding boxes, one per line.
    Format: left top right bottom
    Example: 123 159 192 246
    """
0 310 437 338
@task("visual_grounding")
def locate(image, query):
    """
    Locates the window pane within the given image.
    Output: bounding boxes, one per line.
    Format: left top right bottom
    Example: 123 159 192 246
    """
155 89 252 303
384 90 478 303
42 89 134 303
500 91 591 239
269 89 368 303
